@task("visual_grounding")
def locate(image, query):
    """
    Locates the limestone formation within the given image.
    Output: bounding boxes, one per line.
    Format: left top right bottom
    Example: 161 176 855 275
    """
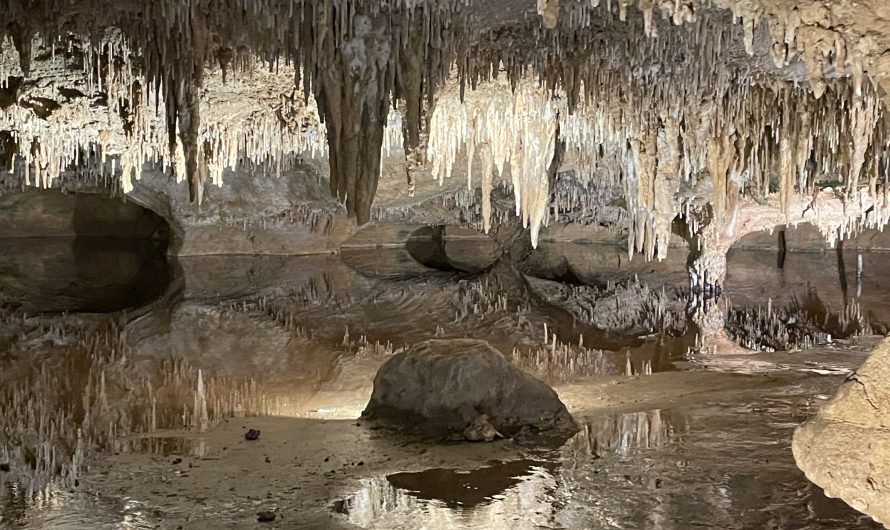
362 339 579 440
2 0 890 264
6 2 890 526
793 336 890 528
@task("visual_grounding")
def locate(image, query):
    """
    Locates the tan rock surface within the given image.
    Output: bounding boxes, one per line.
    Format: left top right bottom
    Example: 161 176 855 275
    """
793 336 890 528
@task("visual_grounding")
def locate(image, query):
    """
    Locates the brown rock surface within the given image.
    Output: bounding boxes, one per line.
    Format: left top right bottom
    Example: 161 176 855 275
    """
362 339 579 439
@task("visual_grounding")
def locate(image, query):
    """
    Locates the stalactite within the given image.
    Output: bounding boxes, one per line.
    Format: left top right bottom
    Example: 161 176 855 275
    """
706 123 737 239
179 72 206 204
849 95 879 198
778 111 795 224
0 0 889 256
313 10 393 225
629 123 657 258
428 78 557 246
652 113 681 260
537 0 561 29
395 13 427 162
794 111 813 194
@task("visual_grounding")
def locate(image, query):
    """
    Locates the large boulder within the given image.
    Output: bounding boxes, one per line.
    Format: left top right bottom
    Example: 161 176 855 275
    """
793 336 890 528
361 339 578 440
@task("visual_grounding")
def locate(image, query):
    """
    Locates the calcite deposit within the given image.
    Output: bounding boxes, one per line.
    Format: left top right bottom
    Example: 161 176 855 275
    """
4 0 890 527
794 336 890 528
1 0 889 264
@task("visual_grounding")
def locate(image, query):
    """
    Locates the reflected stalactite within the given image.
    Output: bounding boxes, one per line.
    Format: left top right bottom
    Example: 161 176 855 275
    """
562 409 688 462
335 461 558 529
0 322 278 495
726 293 873 351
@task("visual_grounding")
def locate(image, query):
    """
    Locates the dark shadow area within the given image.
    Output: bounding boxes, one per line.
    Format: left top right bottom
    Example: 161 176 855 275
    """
0 237 170 313
0 189 171 245
384 460 552 509
340 224 499 280
406 225 500 274
72 193 170 245
333 459 556 515
0 191 173 313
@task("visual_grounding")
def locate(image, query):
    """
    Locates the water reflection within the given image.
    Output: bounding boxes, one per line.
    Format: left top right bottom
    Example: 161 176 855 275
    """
406 225 500 274
1 483 156 529
335 460 558 529
564 409 688 460
340 223 500 280
1 243 889 529
725 248 890 340
554 399 882 530
0 237 170 313
519 240 689 291
0 328 274 497
125 436 209 457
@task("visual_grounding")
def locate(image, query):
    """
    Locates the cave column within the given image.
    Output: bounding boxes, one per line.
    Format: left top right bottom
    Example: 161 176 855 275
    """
688 241 729 348
682 207 739 353
681 123 748 352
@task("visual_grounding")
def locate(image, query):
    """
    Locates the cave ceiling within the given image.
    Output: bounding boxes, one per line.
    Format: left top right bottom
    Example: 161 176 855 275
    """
1 0 890 256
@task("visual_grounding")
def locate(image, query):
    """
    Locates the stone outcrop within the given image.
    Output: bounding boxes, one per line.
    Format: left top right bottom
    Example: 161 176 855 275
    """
127 166 354 256
362 339 578 440
793 336 890 528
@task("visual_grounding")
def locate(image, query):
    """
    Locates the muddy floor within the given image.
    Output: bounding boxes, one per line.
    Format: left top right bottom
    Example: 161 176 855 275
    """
1 239 888 529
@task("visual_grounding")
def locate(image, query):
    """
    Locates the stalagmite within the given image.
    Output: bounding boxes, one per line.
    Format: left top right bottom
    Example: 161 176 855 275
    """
195 369 209 433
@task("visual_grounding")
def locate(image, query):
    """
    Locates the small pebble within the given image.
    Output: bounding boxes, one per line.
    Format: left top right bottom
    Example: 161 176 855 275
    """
257 511 276 523
245 429 261 441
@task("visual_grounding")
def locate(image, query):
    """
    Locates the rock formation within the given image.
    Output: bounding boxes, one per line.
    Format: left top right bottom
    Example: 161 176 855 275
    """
1 0 889 270
362 339 579 440
3 1 890 523
793 336 890 528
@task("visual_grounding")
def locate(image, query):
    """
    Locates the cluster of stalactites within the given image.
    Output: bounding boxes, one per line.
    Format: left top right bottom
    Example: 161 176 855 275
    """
0 30 154 191
572 80 888 259
428 78 557 247
559 0 879 104
0 32 331 195
548 0 890 257
196 64 328 190
817 187 890 249
2 0 890 258
426 36 890 257
1 0 467 212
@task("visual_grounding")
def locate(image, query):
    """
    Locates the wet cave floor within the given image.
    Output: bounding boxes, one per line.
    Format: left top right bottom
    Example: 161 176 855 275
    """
0 239 888 529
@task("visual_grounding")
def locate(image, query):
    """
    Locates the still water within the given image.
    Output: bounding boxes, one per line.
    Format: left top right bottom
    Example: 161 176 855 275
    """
1 237 888 528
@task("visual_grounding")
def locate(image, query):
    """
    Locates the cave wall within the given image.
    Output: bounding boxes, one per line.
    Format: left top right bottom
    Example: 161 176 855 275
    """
0 189 167 240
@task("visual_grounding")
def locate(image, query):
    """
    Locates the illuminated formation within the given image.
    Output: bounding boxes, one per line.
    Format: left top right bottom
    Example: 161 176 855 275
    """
1 0 889 268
